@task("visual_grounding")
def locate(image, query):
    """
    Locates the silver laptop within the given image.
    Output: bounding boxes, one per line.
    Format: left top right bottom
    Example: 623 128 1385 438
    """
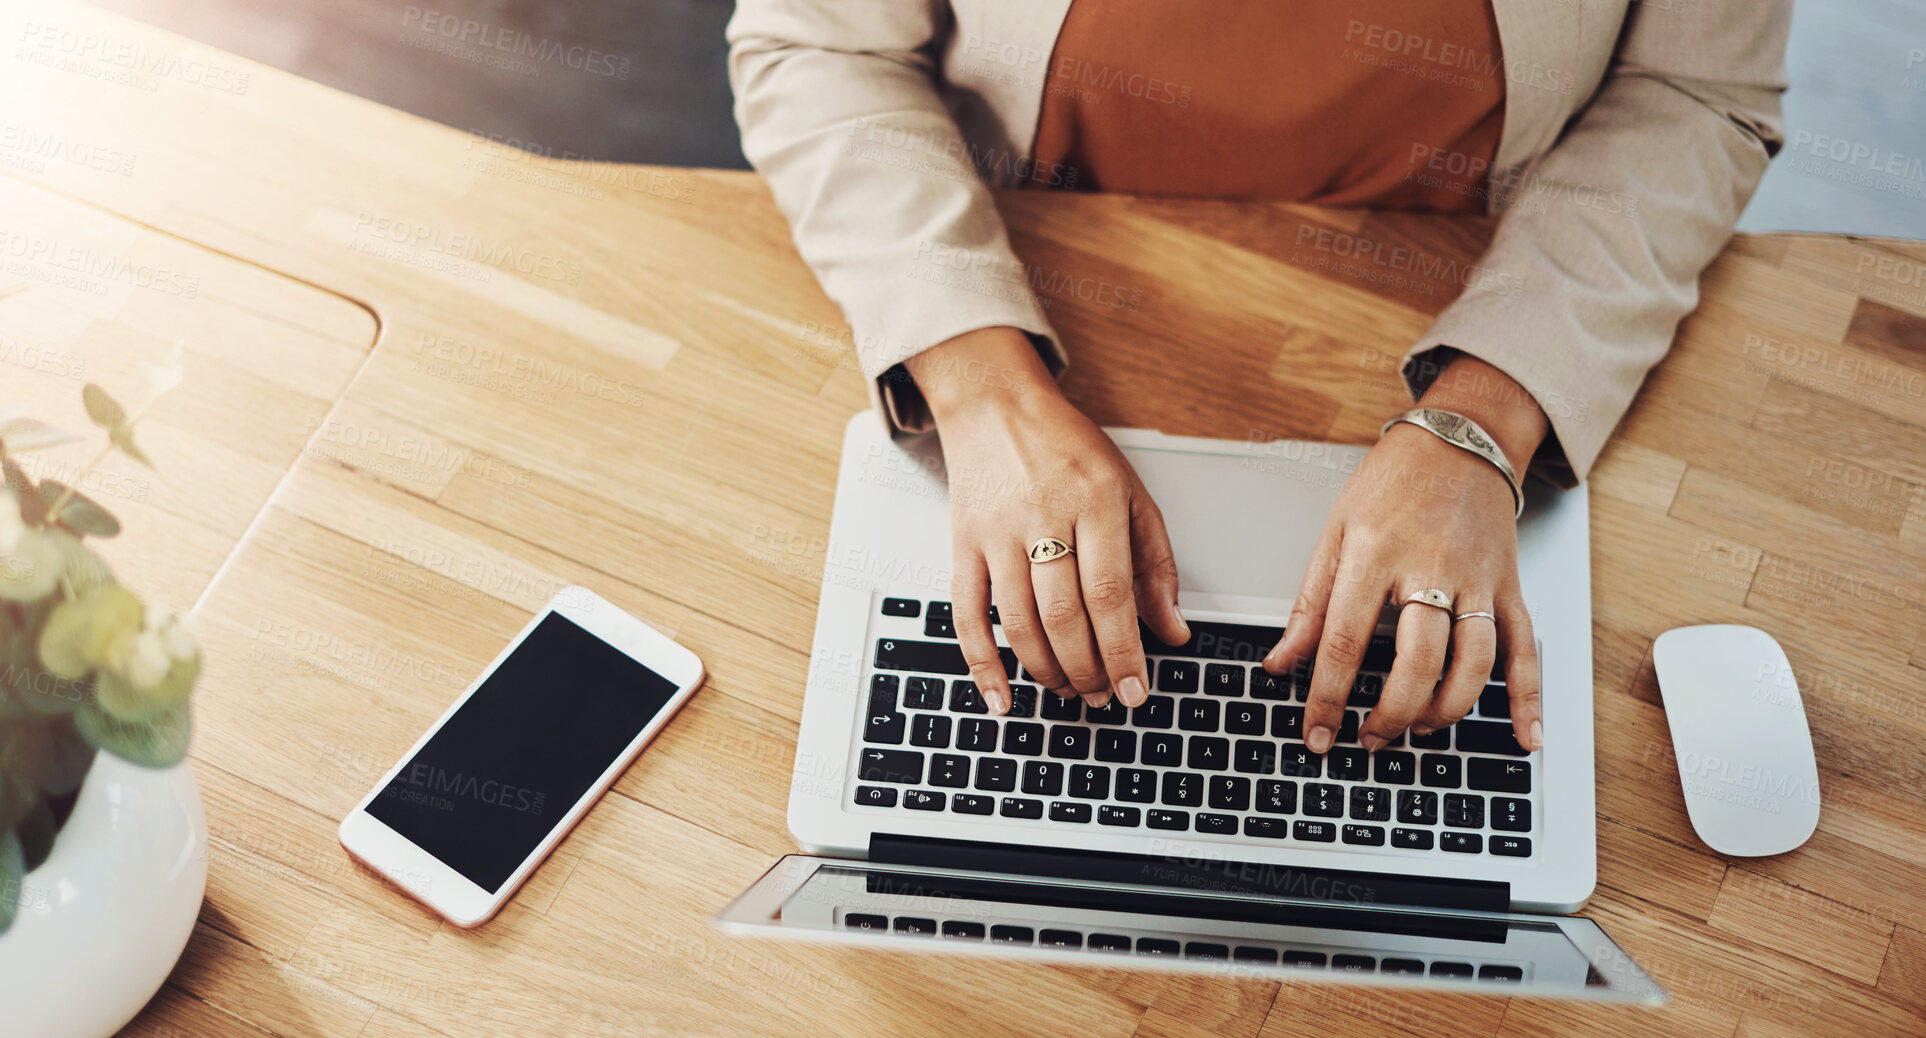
718 413 1664 1003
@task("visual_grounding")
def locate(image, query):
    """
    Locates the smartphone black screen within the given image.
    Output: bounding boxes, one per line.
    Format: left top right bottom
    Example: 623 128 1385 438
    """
366 612 679 893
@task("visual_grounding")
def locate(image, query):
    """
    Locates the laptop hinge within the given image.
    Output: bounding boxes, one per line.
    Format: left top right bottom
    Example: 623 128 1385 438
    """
869 833 1508 915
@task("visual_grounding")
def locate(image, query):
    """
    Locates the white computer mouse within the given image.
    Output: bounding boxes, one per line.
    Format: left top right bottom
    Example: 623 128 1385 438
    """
1651 625 1821 857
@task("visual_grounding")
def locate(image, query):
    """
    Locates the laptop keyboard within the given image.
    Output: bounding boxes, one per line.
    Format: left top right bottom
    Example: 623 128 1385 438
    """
849 596 1536 859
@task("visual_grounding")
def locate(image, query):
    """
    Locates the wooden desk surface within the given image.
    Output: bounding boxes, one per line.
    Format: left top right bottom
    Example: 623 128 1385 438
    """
7 3 1925 1036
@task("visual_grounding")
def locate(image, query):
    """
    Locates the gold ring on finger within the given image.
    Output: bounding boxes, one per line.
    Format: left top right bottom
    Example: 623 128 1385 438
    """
1401 588 1454 612
1028 537 1075 564
1453 610 1496 623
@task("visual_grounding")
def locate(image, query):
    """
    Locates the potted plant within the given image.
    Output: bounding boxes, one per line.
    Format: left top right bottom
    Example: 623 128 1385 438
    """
0 347 211 1038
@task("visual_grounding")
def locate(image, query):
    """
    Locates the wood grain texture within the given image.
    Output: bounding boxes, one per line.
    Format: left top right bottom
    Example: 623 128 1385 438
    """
2 3 1922 1036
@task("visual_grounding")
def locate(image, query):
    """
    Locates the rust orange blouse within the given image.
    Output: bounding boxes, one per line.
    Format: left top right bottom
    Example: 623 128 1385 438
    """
1030 0 1507 211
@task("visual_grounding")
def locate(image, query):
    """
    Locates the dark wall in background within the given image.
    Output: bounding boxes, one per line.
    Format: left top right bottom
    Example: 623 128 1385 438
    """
90 0 749 169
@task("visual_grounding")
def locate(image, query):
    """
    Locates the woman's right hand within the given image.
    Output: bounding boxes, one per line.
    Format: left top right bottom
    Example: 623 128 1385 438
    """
905 327 1190 716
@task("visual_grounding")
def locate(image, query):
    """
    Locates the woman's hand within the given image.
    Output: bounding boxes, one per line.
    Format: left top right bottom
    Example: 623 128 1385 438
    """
907 327 1190 716
1261 355 1550 754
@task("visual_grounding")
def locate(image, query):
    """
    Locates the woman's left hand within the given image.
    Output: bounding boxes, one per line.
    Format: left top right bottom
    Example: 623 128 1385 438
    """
1262 355 1550 756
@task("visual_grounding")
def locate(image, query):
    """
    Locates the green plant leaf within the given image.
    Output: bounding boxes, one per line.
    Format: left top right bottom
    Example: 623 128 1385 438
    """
16 798 53 871
1 455 48 528
36 584 142 679
0 527 64 603
81 384 127 430
48 531 112 597
97 652 197 723
0 418 80 454
110 425 152 468
0 830 22 934
76 700 189 768
37 480 120 538
39 717 94 797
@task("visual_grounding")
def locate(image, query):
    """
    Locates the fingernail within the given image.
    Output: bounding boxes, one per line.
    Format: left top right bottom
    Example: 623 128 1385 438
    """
1082 691 1111 709
1173 604 1190 639
1529 719 1543 750
1119 675 1148 708
1411 725 1434 736
1361 734 1386 752
1306 726 1333 754
985 687 1009 715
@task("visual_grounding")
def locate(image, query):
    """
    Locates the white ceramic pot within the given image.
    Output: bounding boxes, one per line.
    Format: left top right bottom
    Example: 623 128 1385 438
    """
0 754 207 1038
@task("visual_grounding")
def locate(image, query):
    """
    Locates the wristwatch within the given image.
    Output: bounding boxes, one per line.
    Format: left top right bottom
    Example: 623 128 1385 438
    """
1380 407 1525 518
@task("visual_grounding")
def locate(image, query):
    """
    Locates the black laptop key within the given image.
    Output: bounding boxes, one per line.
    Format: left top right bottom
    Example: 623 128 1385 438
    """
881 597 920 618
1373 751 1416 785
1070 765 1111 800
941 920 985 939
875 638 1014 677
1142 732 1184 767
991 925 1034 943
870 673 899 708
956 717 998 752
846 913 888 931
1478 682 1510 719
1349 785 1390 821
1421 753 1462 788
974 757 1017 792
1272 705 1304 740
1250 669 1291 700
923 613 955 639
1178 698 1221 732
1157 659 1199 693
1235 946 1281 964
1284 950 1328 968
1022 761 1064 797
1235 739 1277 774
1137 937 1181 956
1440 831 1483 854
904 676 946 710
1204 663 1245 696
1049 801 1092 823
1445 793 1485 828
1256 779 1297 814
1185 941 1231 960
1430 961 1475 978
1000 797 1044 819
1350 672 1383 708
1225 701 1266 735
1468 757 1532 793
1381 958 1426 976
1480 964 1525 982
1294 820 1337 842
898 789 941 811
1196 812 1239 835
1397 790 1439 825
1086 698 1129 725
910 714 951 748
1161 771 1203 807
1279 743 1322 778
1147 809 1190 831
929 753 970 787
1303 783 1342 817
1003 721 1045 756
1041 929 1083 948
1090 933 1133 952
927 601 952 622
1187 735 1230 771
1492 835 1532 856
1096 729 1138 763
858 749 923 784
951 793 994 815
1243 816 1289 840
1408 726 1452 749
864 710 906 745
949 680 987 714
1049 725 1091 760
854 785 897 807
1336 710 1361 744
1333 954 1377 972
1362 636 1396 672
898 918 941 937
1118 768 1156 802
1342 824 1386 846
1492 797 1531 831
1132 695 1175 729
1456 720 1530 757
1391 827 1434 850
1041 692 1082 722
1327 747 1369 782
1006 683 1037 718
1099 805 1141 827
1209 775 1252 811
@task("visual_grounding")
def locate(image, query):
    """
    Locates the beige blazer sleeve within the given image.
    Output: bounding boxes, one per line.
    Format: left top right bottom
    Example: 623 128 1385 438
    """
1402 0 1791 487
726 0 1065 434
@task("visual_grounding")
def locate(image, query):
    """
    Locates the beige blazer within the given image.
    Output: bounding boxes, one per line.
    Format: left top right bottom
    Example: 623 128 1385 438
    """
727 0 1790 484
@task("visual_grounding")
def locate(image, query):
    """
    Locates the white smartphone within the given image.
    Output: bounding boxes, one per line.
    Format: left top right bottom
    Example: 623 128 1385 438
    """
338 586 704 927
